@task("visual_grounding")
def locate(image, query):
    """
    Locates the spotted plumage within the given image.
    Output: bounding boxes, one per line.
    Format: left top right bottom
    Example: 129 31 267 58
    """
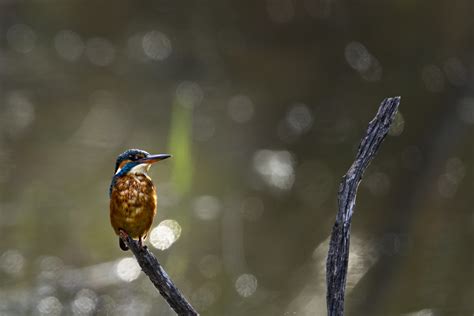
109 149 171 251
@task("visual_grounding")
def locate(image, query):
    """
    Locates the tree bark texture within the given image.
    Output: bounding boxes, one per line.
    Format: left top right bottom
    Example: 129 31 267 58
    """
326 96 401 316
120 234 199 315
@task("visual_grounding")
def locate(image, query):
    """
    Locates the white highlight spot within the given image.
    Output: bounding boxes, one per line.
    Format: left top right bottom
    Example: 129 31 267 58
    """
54 30 84 62
142 31 172 61
116 257 140 282
176 81 204 109
235 273 258 297
72 289 98 315
405 309 435 316
7 24 36 53
3 91 35 137
345 41 382 81
37 296 63 316
191 283 220 311
345 42 371 72
253 149 295 190
0 249 25 276
286 103 313 135
38 256 64 280
193 195 221 220
150 219 182 250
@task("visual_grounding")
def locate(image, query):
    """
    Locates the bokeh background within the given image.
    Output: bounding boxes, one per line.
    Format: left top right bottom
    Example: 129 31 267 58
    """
0 0 473 315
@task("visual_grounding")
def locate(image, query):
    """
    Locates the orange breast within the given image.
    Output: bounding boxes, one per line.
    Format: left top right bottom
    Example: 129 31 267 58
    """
109 174 157 239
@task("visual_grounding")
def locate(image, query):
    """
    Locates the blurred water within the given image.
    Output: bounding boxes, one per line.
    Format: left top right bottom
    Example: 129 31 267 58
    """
0 0 473 315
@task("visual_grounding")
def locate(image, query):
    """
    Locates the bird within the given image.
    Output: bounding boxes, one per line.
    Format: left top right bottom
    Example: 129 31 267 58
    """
109 149 171 251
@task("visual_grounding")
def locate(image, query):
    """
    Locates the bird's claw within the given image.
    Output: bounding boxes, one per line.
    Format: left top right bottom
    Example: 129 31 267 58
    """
119 229 129 239
138 238 148 251
118 230 147 250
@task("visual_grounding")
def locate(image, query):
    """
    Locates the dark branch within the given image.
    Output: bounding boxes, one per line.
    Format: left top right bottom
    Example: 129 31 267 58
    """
120 234 199 315
326 97 401 316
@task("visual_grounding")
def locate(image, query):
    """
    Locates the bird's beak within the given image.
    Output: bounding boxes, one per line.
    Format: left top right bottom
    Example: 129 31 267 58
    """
139 154 172 164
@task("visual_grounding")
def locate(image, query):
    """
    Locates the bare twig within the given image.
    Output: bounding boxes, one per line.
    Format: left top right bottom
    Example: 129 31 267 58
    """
120 234 198 315
326 97 401 316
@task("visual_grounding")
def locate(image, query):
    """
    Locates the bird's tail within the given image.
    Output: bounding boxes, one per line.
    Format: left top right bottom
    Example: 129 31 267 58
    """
119 238 129 251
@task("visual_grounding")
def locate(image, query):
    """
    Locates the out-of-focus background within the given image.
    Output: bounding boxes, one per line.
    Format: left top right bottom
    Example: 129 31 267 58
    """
0 0 473 315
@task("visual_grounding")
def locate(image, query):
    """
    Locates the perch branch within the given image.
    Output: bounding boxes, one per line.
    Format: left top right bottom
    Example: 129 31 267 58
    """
120 233 198 315
326 96 401 316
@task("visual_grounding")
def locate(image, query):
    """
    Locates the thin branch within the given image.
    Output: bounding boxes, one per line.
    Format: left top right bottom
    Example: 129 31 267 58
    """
120 233 199 315
326 96 401 316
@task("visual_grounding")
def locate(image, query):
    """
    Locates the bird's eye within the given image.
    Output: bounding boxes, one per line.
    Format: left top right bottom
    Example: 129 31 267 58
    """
129 153 145 161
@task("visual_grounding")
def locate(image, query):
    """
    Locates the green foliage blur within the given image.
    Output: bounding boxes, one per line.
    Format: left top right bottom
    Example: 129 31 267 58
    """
0 0 472 315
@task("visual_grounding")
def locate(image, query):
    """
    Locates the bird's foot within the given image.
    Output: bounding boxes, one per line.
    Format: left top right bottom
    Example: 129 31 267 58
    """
119 229 129 239
138 237 149 251
118 229 130 251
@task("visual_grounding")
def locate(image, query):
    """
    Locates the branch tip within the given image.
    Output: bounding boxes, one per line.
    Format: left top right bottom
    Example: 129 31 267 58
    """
326 96 401 316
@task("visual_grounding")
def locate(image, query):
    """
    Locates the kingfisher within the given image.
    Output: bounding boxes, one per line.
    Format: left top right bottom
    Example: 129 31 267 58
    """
109 149 171 251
